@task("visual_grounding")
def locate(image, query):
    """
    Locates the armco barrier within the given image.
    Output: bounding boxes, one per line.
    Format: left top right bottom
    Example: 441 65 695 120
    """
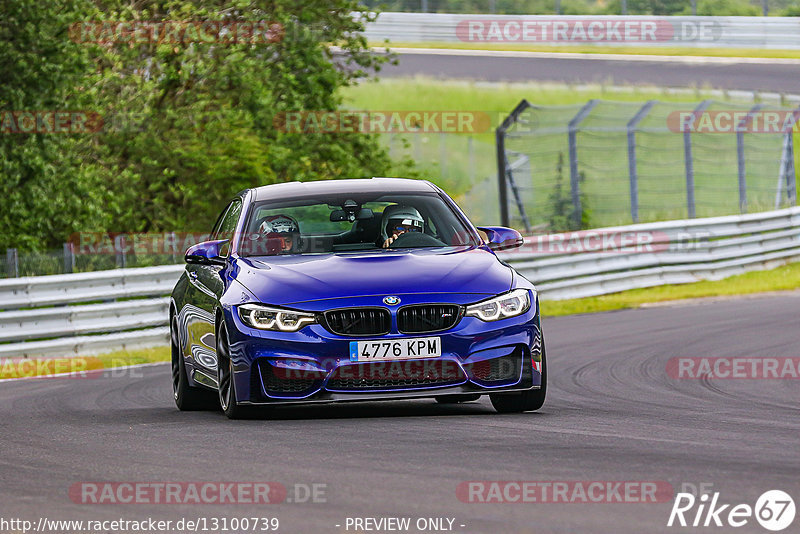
0 207 798 358
363 13 800 50
502 206 800 299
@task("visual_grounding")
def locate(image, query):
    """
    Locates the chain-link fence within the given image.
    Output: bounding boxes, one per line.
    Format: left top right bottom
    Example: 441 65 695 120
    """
495 99 799 232
381 132 502 225
1 245 180 279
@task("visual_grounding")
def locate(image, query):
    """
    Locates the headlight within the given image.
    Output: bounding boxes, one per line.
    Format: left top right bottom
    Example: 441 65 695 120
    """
465 289 532 322
237 303 316 332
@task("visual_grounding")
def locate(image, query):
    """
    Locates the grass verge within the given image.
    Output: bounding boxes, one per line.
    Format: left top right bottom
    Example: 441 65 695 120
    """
0 346 169 380
378 42 800 60
541 261 800 317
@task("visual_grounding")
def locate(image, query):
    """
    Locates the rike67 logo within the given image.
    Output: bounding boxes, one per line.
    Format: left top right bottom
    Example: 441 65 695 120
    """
668 489 796 531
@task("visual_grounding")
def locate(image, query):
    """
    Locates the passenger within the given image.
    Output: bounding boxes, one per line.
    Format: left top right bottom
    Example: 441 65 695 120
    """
258 214 301 254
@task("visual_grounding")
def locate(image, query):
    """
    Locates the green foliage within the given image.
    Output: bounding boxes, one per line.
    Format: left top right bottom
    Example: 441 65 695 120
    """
0 0 113 250
547 152 591 232
0 0 394 249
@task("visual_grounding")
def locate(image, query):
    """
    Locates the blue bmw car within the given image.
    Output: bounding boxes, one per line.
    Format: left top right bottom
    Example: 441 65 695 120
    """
170 178 546 418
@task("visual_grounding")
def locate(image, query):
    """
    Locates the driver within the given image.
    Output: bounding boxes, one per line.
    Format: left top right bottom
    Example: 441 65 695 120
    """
381 205 424 248
258 214 300 254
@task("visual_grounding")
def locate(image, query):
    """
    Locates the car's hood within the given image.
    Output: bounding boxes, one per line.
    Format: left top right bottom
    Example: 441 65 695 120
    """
234 247 512 306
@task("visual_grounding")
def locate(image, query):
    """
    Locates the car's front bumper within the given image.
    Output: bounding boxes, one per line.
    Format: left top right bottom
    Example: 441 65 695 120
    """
223 298 544 405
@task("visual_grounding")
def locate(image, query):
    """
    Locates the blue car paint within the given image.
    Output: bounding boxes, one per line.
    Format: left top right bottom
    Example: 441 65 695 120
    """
171 178 543 406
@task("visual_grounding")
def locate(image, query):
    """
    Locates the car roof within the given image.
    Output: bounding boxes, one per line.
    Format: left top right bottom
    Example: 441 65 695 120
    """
251 177 438 202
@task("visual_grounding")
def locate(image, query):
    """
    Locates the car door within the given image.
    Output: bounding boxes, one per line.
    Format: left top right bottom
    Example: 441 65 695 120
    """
184 199 243 385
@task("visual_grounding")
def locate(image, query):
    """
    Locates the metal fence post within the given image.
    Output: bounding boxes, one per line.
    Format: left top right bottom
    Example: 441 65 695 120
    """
496 127 510 227
736 104 764 214
63 242 75 274
683 100 712 219
626 100 656 224
786 106 798 206
568 100 598 229
775 106 799 208
115 235 127 268
496 100 532 227
777 130 797 208
6 248 18 278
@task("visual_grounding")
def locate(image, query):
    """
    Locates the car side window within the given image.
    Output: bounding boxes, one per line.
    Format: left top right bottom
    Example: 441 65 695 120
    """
213 200 243 243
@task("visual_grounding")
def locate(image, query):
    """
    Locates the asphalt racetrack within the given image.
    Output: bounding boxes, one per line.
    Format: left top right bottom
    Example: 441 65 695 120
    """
382 49 800 93
1 294 798 533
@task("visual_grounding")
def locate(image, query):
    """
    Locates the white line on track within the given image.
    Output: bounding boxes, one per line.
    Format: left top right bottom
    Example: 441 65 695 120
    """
0 360 169 384
386 46 800 65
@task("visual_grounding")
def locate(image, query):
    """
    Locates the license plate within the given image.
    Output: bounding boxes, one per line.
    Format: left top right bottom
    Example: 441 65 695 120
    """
349 337 441 362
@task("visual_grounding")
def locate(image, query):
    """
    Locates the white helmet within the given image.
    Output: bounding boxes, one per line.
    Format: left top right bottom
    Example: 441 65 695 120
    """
381 205 424 242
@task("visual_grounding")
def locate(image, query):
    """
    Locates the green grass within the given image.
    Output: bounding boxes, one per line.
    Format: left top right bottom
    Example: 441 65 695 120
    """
541 261 800 317
342 77 721 114
378 42 800 59
342 78 799 228
0 346 168 379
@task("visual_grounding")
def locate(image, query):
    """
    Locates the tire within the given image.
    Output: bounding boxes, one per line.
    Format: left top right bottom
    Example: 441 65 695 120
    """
490 346 547 414
435 394 481 404
171 314 217 411
216 322 263 420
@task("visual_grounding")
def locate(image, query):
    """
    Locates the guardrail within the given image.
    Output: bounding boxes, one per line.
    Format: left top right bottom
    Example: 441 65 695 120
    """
1 207 798 358
501 206 800 299
0 265 183 359
364 13 800 50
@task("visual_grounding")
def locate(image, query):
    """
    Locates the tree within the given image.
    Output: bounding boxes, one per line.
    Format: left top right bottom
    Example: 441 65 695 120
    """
0 0 112 250
0 0 397 248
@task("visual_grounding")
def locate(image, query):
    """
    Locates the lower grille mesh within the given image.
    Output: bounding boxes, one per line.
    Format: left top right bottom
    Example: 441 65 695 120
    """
259 361 324 394
326 360 465 391
464 353 521 383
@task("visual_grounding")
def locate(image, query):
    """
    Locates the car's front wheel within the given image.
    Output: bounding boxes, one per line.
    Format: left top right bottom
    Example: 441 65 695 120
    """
171 314 217 411
217 321 263 420
490 346 547 414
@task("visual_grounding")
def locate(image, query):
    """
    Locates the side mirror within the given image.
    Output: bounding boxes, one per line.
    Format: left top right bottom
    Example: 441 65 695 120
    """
185 239 229 266
477 226 524 251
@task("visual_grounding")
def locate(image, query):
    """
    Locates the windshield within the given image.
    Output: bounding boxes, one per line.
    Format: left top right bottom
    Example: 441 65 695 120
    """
239 192 478 257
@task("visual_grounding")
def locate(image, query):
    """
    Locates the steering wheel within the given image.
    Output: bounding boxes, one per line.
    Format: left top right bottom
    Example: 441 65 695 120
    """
388 231 445 249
